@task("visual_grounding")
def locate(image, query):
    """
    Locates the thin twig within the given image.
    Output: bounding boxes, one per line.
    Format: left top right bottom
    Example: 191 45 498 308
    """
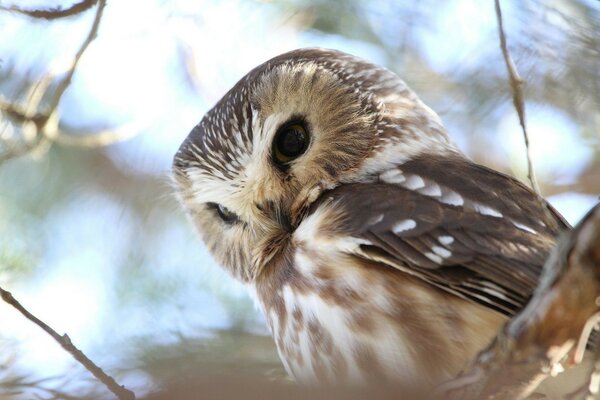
0 0 98 20
0 0 107 164
51 122 143 147
45 0 106 114
494 0 540 196
0 99 46 128
0 286 136 400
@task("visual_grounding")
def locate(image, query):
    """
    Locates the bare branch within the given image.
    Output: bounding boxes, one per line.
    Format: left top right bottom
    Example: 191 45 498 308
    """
0 99 46 128
45 0 106 114
51 121 144 147
0 0 98 20
0 286 136 400
494 0 540 196
0 0 108 164
440 203 600 400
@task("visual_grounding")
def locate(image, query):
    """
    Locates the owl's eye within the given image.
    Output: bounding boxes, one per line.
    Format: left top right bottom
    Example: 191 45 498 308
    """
272 122 309 166
209 203 239 224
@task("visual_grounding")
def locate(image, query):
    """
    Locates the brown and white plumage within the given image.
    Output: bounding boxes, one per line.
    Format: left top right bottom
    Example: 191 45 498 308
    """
172 48 570 385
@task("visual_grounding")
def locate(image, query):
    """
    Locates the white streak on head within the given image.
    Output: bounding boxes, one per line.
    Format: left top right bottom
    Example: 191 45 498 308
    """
473 203 503 218
438 235 455 245
431 245 452 258
379 169 406 184
440 190 464 206
401 175 425 190
392 219 417 234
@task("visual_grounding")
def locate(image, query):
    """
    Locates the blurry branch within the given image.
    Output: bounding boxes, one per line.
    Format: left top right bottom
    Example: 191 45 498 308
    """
45 0 104 116
0 286 136 400
493 0 539 195
440 203 600 400
0 0 98 20
0 0 126 165
50 122 143 147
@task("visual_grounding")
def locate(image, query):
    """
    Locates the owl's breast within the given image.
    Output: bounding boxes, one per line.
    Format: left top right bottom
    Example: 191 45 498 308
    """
253 247 505 385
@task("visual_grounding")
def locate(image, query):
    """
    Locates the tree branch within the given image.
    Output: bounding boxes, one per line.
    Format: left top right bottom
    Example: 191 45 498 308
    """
50 121 144 147
439 202 600 400
0 0 98 20
45 0 106 114
0 286 136 400
0 0 109 164
494 0 540 195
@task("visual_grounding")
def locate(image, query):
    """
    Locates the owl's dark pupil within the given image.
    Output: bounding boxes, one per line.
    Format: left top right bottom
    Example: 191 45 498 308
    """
276 125 307 157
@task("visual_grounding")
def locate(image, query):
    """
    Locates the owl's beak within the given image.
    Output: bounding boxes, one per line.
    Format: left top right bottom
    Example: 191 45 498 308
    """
255 200 293 234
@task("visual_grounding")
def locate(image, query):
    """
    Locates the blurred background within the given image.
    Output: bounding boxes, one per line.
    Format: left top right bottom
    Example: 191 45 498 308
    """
0 0 598 398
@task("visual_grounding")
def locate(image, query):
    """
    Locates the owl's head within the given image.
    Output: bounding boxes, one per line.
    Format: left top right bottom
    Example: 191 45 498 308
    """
173 48 457 281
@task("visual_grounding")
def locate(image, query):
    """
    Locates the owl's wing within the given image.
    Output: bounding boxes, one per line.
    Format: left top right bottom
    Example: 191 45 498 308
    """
316 156 570 316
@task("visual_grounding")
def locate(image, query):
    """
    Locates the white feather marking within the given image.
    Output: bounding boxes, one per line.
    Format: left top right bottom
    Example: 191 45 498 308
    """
379 169 405 184
431 245 452 258
463 281 515 304
438 235 455 245
392 219 417 234
367 213 384 225
418 182 442 197
513 221 537 234
440 190 464 206
424 252 443 264
480 287 509 301
473 203 503 218
401 175 425 190
294 206 328 244
276 286 418 383
295 251 317 275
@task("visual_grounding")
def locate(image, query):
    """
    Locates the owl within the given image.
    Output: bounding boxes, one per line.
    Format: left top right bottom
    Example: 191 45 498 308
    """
172 48 569 386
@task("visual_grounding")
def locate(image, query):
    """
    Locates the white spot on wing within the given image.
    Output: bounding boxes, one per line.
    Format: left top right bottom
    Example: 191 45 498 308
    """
379 169 405 184
438 235 455 245
418 183 442 197
424 252 443 264
401 175 425 190
367 213 384 225
473 203 503 218
440 190 464 206
431 245 452 258
513 221 537 234
392 219 417 234
481 287 509 301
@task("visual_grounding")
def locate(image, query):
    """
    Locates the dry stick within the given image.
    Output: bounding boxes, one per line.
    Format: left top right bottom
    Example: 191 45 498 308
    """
0 286 136 400
439 203 600 400
494 0 539 195
0 0 98 20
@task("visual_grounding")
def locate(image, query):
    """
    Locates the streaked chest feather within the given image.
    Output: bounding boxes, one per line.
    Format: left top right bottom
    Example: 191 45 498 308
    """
254 248 506 385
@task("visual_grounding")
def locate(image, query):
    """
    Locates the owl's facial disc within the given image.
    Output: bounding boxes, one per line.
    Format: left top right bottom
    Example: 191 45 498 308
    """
172 48 456 281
